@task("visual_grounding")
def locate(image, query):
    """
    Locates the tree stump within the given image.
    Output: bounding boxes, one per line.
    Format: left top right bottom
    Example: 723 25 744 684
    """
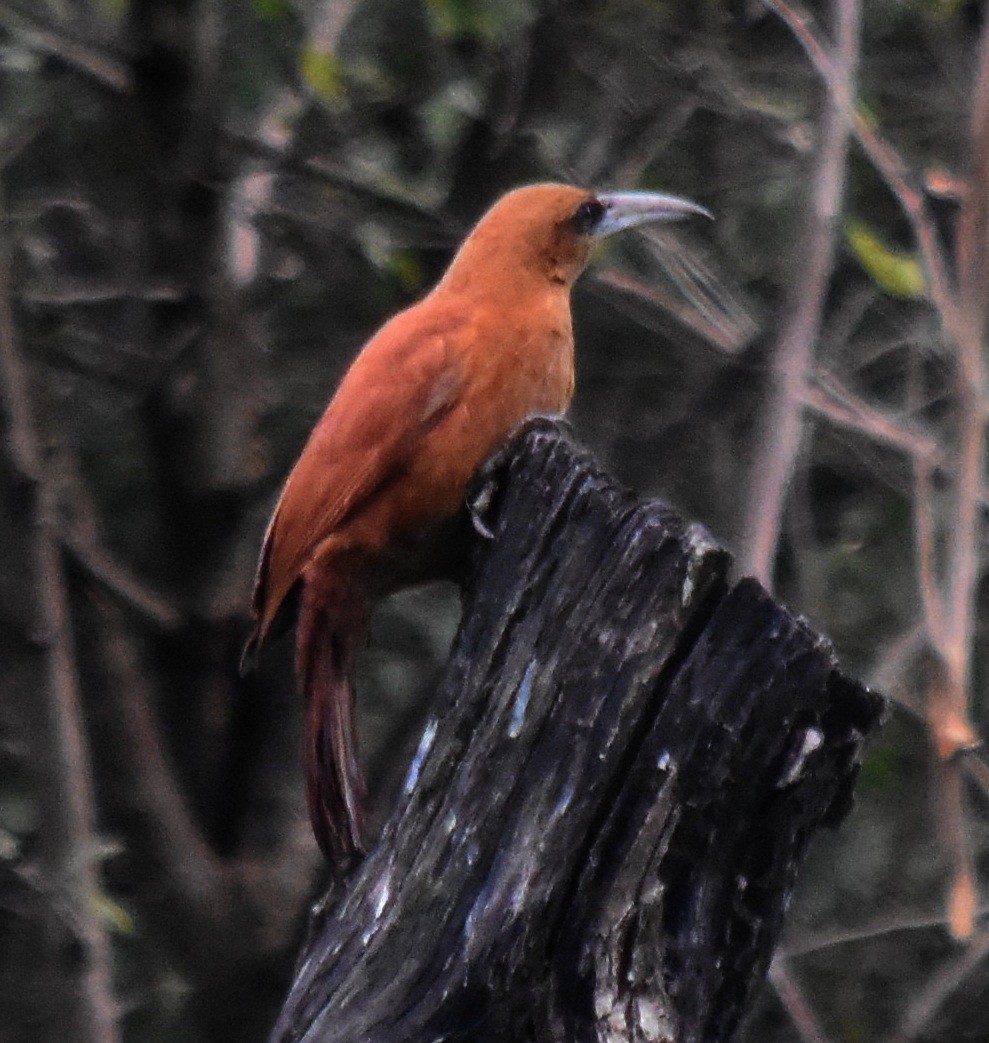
270 421 885 1043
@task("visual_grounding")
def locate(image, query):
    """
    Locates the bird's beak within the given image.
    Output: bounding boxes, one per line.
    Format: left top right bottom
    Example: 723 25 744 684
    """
592 191 713 237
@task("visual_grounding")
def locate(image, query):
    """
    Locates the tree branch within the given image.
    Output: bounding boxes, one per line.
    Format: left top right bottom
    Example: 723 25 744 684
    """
742 0 861 583
0 189 119 1043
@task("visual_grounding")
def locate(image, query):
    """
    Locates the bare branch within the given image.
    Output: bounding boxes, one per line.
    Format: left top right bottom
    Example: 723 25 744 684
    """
867 624 927 716
742 0 861 584
933 757 978 939
882 927 989 1043
763 0 957 325
784 906 989 959
938 15 989 729
62 530 182 632
960 748 989 803
769 960 834 1043
912 454 946 647
92 592 234 938
0 190 119 1043
92 589 319 965
799 373 942 464
0 5 131 93
19 278 185 307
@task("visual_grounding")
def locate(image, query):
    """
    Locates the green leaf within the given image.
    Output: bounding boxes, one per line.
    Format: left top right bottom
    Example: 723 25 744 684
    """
91 890 135 935
98 0 129 19
301 47 344 104
385 249 425 292
253 0 287 19
426 0 533 42
845 220 925 299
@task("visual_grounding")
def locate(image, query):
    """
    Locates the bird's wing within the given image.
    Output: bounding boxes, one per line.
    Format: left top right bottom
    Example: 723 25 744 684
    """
245 306 468 657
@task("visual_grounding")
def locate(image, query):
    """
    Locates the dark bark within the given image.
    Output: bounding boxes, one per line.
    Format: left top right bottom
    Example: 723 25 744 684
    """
268 420 884 1043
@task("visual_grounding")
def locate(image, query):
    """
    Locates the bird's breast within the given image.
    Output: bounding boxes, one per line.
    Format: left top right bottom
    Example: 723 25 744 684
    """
319 292 576 599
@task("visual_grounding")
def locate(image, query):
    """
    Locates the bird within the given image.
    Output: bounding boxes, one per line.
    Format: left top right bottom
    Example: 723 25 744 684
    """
243 182 711 867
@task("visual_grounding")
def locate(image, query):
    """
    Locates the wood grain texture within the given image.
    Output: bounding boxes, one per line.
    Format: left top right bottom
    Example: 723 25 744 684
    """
270 421 885 1043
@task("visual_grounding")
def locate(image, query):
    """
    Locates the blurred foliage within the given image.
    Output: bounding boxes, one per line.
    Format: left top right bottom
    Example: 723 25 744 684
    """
845 219 926 298
0 0 987 1041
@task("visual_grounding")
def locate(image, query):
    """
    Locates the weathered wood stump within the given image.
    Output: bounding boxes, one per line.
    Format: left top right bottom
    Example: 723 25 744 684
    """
270 421 885 1043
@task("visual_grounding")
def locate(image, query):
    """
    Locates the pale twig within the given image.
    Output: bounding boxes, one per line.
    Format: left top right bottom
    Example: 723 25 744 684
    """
940 15 989 716
762 0 957 326
960 748 989 803
955 8 989 373
784 906 989 959
935 757 978 939
57 445 319 965
0 5 131 93
881 927 989 1043
20 278 185 307
0 191 119 1042
799 373 942 465
741 0 861 584
94 593 319 966
92 593 233 940
768 959 834 1043
850 116 957 330
912 443 946 647
866 623 926 715
307 0 358 57
225 0 359 287
62 530 182 632
903 343 948 654
913 19 989 943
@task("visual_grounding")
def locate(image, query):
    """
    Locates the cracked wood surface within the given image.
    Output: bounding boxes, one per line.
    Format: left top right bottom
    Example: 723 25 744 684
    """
271 421 885 1043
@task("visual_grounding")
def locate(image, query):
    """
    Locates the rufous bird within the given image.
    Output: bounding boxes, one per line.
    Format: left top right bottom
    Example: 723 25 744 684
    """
244 183 710 866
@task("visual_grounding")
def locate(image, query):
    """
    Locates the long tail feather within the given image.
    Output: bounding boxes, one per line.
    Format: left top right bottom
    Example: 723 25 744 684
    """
296 570 368 866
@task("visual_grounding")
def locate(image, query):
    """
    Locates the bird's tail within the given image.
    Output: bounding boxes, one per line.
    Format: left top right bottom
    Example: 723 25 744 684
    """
296 568 368 867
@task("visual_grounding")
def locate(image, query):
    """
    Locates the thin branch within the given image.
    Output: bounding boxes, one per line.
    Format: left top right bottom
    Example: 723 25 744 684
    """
768 960 834 1043
784 906 989 959
912 452 946 647
92 594 232 931
851 115 957 329
902 341 949 656
306 0 358 57
762 0 957 326
960 748 989 803
0 5 131 93
93 590 321 966
799 373 942 464
0 233 40 485
933 757 978 939
0 190 119 1042
742 0 861 584
955 8 989 372
881 927 989 1043
20 279 185 307
867 623 926 716
62 530 182 632
940 13 989 715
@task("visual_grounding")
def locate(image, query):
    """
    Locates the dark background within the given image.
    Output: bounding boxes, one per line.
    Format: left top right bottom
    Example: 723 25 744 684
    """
1 1 988 1040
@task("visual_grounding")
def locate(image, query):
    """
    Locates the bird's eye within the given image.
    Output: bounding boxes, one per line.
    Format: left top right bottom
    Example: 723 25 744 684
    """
572 197 606 235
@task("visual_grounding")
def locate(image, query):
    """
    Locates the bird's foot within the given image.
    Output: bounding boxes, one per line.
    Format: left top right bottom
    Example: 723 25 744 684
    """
467 413 575 540
512 411 575 441
467 477 498 539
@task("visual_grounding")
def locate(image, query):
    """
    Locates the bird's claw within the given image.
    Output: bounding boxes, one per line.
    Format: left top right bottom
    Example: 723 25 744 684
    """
513 411 574 441
467 413 574 540
468 476 498 540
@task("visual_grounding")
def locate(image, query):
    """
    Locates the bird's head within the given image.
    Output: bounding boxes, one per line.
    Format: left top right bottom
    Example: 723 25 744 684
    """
441 183 711 296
